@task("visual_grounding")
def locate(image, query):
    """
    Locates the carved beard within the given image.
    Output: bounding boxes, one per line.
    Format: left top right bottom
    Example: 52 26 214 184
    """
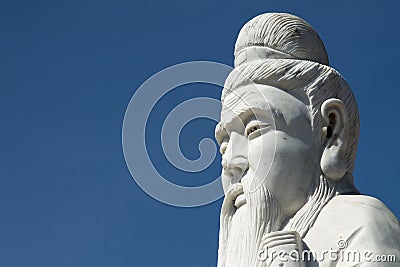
217 183 283 267
216 175 336 267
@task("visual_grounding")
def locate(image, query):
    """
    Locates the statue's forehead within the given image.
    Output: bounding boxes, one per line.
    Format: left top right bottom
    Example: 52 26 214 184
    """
220 86 272 126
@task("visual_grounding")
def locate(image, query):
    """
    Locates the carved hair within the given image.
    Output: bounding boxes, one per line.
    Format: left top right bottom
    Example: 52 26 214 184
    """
222 13 360 172
235 13 329 66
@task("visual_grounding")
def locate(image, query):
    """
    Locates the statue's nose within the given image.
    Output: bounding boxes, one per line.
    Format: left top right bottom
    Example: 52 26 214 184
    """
222 132 248 181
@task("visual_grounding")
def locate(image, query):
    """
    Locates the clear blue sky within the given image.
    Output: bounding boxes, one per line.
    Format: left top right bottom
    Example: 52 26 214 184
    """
1 1 399 266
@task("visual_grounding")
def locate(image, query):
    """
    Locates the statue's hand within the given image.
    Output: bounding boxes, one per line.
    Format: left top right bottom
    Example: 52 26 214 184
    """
258 230 306 267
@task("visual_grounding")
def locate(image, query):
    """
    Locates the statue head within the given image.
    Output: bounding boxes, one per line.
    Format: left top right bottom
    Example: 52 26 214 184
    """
216 13 360 266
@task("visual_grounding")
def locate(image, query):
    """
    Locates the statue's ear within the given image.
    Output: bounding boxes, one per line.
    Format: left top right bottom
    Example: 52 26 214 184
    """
320 98 348 181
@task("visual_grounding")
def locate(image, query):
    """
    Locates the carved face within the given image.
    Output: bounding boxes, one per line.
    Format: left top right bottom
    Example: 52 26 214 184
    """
216 84 318 216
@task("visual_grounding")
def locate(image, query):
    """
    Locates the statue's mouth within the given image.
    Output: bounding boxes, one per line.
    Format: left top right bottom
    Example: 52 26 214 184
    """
231 183 246 209
225 183 247 210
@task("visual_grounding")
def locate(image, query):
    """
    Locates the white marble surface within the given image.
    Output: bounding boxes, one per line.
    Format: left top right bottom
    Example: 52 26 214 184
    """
216 13 400 267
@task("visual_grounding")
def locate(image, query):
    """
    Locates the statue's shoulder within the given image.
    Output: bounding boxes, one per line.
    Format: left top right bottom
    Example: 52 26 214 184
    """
313 194 400 234
326 194 398 224
305 194 400 259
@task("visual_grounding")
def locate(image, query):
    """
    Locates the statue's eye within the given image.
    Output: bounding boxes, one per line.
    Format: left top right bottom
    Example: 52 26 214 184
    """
245 122 271 139
219 142 228 155
246 125 259 135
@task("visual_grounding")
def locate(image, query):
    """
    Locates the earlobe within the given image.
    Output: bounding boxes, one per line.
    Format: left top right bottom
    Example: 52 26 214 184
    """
320 98 349 181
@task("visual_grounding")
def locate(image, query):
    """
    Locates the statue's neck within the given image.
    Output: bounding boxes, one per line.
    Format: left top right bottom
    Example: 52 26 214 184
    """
335 172 359 195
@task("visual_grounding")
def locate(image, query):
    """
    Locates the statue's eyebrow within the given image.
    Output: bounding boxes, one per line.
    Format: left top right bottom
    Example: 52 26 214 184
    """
215 108 252 145
215 107 270 145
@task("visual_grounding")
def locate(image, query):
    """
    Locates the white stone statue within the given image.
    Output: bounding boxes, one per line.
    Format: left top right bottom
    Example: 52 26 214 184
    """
216 13 400 266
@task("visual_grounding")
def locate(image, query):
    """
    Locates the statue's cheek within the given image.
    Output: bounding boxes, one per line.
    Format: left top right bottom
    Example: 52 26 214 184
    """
247 131 276 191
